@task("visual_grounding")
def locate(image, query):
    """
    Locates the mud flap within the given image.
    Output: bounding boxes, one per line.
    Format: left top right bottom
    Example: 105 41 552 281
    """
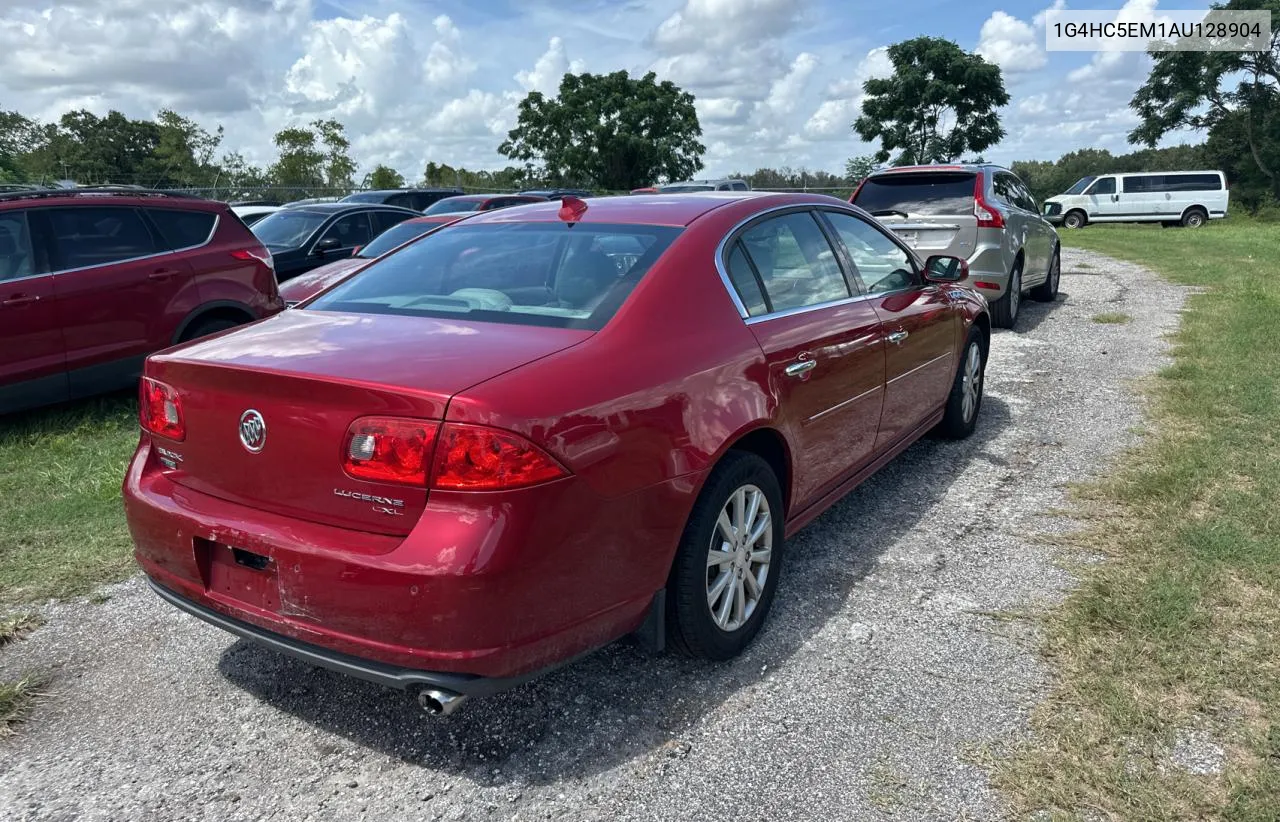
634 589 666 653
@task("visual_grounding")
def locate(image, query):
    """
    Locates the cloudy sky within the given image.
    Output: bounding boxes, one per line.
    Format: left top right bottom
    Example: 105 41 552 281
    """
0 0 1204 180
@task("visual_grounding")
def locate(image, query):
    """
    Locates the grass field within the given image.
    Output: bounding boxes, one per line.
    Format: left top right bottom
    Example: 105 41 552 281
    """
998 219 1280 820
0 392 138 607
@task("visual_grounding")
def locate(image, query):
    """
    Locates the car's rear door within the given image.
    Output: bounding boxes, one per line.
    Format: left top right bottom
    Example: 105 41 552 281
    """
38 205 192 396
0 209 67 410
724 209 886 510
821 210 958 452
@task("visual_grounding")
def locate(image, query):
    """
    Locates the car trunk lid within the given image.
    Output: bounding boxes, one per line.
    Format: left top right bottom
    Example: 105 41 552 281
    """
145 309 591 535
853 171 980 257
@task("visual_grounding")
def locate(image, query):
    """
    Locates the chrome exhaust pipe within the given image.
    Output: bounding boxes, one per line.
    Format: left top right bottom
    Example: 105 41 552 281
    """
417 687 467 716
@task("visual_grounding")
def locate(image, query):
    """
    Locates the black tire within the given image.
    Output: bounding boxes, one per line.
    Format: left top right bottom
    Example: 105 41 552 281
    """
180 317 241 343
667 451 785 660
935 329 986 440
1181 208 1207 228
1029 246 1060 303
1062 210 1087 229
990 261 1021 329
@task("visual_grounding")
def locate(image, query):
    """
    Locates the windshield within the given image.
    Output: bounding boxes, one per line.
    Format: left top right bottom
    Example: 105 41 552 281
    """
1064 176 1096 195
251 210 327 247
355 221 437 258
423 197 483 215
342 192 385 203
306 222 681 330
852 173 977 216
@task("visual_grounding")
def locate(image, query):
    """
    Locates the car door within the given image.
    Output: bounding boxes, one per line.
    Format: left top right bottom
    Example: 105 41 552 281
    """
1009 174 1055 280
38 205 193 396
725 210 886 509
0 209 67 410
821 209 959 452
1084 176 1120 220
312 211 375 261
992 172 1041 275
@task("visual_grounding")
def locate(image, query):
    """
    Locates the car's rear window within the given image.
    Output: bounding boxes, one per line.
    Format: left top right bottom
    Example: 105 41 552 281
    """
854 173 977 216
423 198 483 215
306 222 681 330
355 220 437 258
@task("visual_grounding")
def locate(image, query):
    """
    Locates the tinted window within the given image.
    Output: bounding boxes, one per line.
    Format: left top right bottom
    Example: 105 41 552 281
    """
731 181 749 191
992 173 1019 207
423 198 483 215
252 210 327 247
46 207 160 271
823 211 917 294
1064 176 1095 195
342 192 383 203
1009 176 1038 211
0 212 35 281
740 212 850 311
147 208 216 249
853 173 977 216
320 212 374 248
725 242 768 316
1131 173 1222 192
307 223 680 330
356 220 436 258
1087 177 1116 195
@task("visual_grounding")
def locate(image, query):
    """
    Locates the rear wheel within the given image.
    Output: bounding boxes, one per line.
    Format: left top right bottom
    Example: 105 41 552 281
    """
179 316 241 343
990 262 1021 329
1030 246 1060 302
935 329 986 440
668 452 784 660
1181 208 1207 228
1062 210 1087 229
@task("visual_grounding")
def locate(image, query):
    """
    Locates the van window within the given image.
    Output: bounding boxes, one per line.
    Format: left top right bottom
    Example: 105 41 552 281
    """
1123 174 1223 193
1086 177 1116 196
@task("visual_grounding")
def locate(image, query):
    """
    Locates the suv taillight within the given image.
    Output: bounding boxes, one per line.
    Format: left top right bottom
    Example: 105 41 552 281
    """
340 418 569 490
974 174 1005 228
232 246 274 273
140 378 185 441
849 178 867 204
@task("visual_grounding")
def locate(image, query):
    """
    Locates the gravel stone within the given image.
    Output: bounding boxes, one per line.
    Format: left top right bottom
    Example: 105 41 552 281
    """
0 248 1188 821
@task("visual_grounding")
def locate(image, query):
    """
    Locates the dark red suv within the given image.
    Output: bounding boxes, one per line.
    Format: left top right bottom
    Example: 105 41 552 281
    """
0 189 282 414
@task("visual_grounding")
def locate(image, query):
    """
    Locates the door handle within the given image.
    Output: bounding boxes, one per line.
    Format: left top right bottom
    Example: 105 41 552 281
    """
149 268 180 281
784 359 817 378
1 294 40 308
1111 194 1120 202
887 330 909 345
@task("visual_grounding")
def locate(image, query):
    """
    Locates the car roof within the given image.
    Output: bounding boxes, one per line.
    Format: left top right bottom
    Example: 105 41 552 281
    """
289 202 421 215
463 191 842 228
347 188 463 196
0 187 225 211
869 164 1002 176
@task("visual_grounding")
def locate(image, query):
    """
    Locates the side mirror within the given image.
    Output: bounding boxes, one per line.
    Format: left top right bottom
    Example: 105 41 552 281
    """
312 236 342 256
924 255 968 283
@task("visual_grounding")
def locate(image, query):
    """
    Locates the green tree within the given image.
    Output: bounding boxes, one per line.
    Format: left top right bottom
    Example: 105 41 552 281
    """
267 126 325 189
1129 0 1280 199
854 37 1009 165
0 110 42 181
147 109 223 187
844 155 879 184
217 151 270 198
313 118 357 189
500 70 705 190
364 164 405 189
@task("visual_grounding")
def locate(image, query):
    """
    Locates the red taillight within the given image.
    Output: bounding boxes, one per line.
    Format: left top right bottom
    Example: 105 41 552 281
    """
432 423 568 491
139 378 185 441
849 178 866 204
342 417 438 485
973 280 1001 290
232 246 275 272
974 174 1004 228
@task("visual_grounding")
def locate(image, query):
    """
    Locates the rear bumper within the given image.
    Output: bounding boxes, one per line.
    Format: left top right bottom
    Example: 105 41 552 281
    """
963 244 1012 295
148 578 556 696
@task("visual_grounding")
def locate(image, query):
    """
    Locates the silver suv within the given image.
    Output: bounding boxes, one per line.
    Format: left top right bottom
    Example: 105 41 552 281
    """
850 164 1059 328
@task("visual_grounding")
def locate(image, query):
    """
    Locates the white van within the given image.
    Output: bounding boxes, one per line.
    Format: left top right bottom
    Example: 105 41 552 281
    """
1043 170 1228 229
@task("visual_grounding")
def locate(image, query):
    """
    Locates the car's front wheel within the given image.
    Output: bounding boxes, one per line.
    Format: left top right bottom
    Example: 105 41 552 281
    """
667 451 784 660
1062 210 1087 229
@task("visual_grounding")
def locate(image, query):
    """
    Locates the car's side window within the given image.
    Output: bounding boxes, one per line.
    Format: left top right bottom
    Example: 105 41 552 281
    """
822 211 919 294
0 211 35 282
45 206 161 272
725 242 768 317
1013 178 1039 212
738 212 850 312
320 212 374 248
146 208 216 250
993 173 1019 208
1087 177 1116 196
372 210 411 234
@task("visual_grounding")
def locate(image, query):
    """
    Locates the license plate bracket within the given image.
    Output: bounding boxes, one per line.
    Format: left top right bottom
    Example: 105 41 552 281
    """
196 538 279 612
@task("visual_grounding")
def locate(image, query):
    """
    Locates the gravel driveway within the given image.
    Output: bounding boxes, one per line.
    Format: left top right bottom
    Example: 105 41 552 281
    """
0 249 1187 822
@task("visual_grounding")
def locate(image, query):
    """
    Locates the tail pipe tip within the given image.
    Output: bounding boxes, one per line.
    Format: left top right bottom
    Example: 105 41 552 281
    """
417 687 467 716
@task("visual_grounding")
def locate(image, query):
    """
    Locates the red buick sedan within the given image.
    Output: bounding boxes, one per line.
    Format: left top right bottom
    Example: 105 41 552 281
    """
124 193 990 715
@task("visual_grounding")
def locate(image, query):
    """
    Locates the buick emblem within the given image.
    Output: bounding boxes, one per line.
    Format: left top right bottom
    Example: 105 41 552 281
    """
238 409 266 453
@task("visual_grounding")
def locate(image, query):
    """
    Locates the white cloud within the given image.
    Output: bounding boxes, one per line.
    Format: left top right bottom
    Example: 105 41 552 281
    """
976 11 1046 73
515 37 585 95
803 46 891 139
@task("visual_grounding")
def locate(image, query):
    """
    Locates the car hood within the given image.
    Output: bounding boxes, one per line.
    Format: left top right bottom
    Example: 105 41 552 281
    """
278 257 367 304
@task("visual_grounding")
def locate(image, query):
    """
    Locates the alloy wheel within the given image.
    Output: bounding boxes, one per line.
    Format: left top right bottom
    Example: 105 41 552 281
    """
961 341 983 423
706 484 773 632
